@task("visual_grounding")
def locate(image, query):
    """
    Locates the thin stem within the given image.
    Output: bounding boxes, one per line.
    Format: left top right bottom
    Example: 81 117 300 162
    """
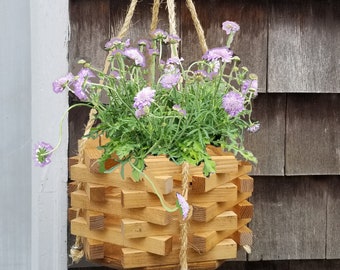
129 161 178 213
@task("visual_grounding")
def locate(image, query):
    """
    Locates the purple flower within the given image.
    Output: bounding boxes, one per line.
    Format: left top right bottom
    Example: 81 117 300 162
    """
104 37 122 50
151 29 168 40
160 72 181 89
135 108 147 118
78 68 95 79
52 73 74 93
133 87 156 111
242 79 258 96
176 193 190 220
202 47 233 63
138 39 150 48
166 57 183 65
166 34 181 43
222 21 240 35
33 142 53 167
222 91 245 117
172 104 187 116
110 70 121 80
193 70 209 81
148 48 159 56
72 68 95 101
123 48 146 67
247 123 260 133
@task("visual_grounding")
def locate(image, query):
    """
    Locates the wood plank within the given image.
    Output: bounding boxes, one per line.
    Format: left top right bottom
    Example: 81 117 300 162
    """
191 162 252 193
71 190 172 225
232 226 253 246
121 183 237 208
232 200 253 219
84 182 106 202
232 175 254 193
243 94 286 176
191 218 251 253
192 192 252 222
268 0 340 93
180 0 268 93
248 176 327 261
83 238 104 260
120 211 238 239
286 94 340 175
108 239 237 269
326 176 340 259
71 217 173 256
84 210 105 231
69 0 110 73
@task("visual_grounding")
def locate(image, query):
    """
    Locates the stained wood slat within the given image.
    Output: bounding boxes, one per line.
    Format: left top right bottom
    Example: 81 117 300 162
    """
248 176 327 261
69 0 110 73
244 94 286 176
268 0 340 93
285 94 340 175
326 176 340 259
180 0 268 93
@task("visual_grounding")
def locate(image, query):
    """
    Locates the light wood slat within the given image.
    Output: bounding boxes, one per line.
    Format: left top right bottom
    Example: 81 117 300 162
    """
120 211 237 239
71 190 172 226
102 239 237 269
192 192 252 222
71 217 173 256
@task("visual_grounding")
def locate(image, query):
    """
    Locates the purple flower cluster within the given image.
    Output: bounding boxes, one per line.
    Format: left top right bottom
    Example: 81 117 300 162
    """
133 87 156 118
172 104 186 116
123 48 146 67
247 123 260 133
242 79 258 96
73 68 95 101
202 47 233 63
52 73 74 93
160 72 181 89
222 21 240 35
222 91 245 117
33 141 53 167
151 29 168 40
52 68 95 101
176 193 190 220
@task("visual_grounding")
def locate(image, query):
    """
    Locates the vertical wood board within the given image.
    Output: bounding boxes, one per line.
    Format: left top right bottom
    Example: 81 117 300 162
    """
248 176 327 261
326 176 340 259
285 94 340 175
268 0 340 93
244 94 286 176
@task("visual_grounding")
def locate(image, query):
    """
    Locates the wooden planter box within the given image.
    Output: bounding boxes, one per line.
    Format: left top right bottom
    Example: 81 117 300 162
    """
69 137 254 270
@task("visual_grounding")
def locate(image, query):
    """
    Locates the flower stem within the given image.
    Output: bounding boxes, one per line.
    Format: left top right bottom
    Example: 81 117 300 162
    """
129 161 178 213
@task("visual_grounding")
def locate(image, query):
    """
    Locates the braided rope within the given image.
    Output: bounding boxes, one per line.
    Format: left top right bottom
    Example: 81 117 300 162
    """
150 0 161 33
166 0 178 57
185 0 208 54
179 162 190 270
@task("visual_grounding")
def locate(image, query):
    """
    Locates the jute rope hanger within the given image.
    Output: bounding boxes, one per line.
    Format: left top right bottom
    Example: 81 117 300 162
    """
71 1 209 268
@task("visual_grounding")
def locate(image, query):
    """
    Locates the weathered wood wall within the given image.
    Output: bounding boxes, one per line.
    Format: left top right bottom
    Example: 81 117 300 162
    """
68 0 340 268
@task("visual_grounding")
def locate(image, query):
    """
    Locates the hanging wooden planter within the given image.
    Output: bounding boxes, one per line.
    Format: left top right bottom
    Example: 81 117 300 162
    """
68 136 254 269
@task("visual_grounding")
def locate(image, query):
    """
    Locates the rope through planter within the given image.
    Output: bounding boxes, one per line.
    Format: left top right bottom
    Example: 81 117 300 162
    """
71 1 209 268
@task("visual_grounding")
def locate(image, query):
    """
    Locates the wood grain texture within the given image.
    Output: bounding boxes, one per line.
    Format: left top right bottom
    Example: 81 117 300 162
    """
69 0 110 72
285 94 340 175
244 94 286 176
268 0 340 93
248 176 327 261
180 0 268 93
326 176 340 259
